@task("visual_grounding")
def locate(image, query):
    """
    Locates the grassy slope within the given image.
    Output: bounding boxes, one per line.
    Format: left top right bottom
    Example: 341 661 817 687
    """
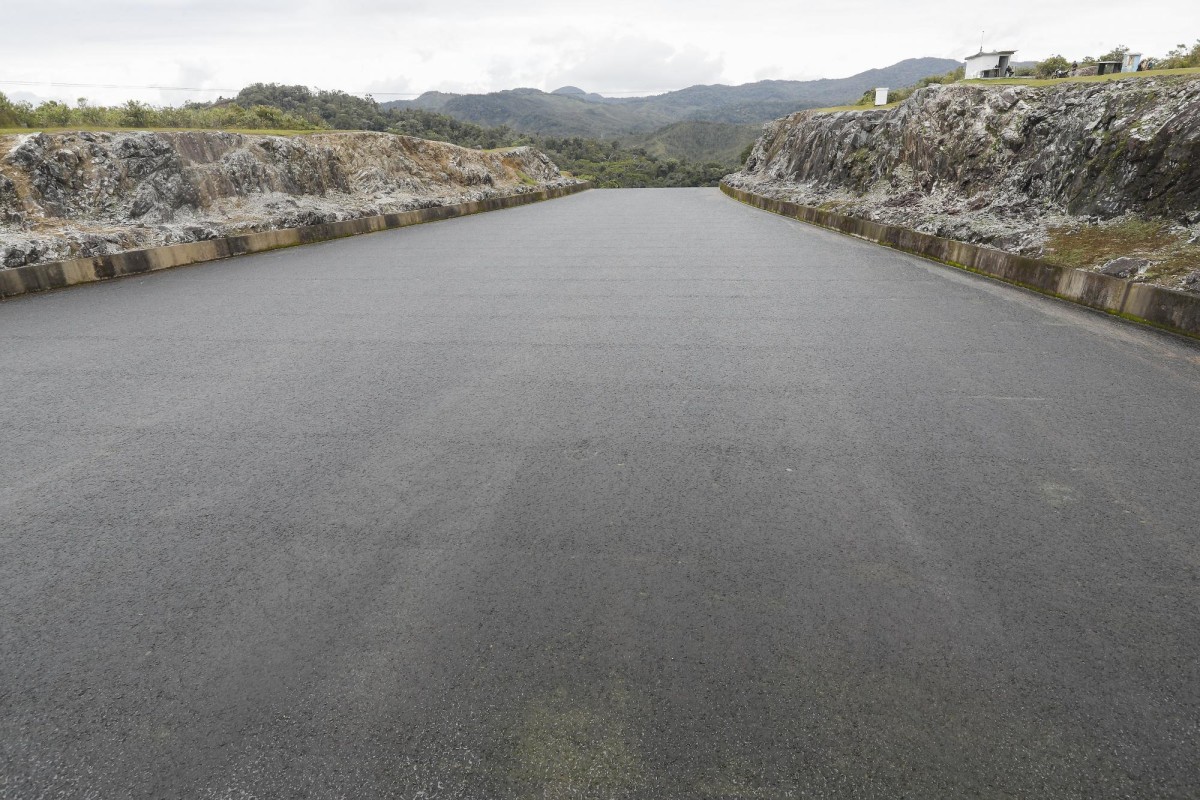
961 66 1200 86
799 68 1200 116
1045 219 1200 281
804 102 901 114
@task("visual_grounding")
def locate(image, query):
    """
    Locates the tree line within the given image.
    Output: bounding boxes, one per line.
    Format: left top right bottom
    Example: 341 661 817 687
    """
1035 40 1200 76
854 39 1200 106
0 83 734 188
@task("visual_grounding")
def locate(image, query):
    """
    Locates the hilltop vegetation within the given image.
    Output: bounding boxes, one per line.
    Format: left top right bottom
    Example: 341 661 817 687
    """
1042 39 1200 71
0 92 318 132
844 41 1200 107
1159 39 1200 68
0 85 732 188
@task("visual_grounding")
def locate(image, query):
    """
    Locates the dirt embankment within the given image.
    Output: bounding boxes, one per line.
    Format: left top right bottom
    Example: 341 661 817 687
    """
725 75 1200 292
0 130 578 268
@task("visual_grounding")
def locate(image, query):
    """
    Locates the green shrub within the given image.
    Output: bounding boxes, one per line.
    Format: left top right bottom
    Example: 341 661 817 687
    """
1098 45 1130 62
1035 55 1071 78
0 91 32 127
1159 40 1200 69
118 100 154 128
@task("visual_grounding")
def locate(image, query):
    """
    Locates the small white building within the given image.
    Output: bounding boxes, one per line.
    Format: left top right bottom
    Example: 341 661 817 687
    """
874 88 890 106
964 50 1017 79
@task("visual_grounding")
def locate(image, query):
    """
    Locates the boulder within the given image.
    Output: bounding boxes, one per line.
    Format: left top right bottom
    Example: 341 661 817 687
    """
1100 257 1151 278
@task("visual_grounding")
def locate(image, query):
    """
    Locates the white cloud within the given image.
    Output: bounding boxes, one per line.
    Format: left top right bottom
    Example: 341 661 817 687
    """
547 36 726 94
1 0 1194 105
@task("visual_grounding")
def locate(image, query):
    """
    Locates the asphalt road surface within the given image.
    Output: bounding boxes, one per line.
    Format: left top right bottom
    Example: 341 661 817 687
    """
2 188 1199 798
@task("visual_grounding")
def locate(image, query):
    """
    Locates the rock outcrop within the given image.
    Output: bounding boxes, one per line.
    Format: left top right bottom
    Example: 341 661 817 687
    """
726 75 1200 291
1 131 577 268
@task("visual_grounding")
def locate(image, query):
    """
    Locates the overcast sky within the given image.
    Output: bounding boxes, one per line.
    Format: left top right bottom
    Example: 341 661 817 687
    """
2 0 1193 106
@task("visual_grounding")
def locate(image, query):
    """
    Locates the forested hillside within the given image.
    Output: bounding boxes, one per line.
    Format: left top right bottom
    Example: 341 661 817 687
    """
383 58 961 136
621 122 763 165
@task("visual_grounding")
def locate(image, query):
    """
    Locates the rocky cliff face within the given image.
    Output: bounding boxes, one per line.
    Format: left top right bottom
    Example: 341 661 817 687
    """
726 75 1200 291
0 131 575 268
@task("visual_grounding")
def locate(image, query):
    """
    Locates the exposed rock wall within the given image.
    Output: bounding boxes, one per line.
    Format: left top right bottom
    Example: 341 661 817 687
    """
726 75 1200 290
1 130 576 268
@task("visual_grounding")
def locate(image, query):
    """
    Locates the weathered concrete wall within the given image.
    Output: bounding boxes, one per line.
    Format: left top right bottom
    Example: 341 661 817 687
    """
0 182 589 300
721 182 1200 341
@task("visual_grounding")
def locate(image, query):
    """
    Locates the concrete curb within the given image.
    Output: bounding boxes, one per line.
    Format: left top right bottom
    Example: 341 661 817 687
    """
0 182 590 300
721 182 1200 342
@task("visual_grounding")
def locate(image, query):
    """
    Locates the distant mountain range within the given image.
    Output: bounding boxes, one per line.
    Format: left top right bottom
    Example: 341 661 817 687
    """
382 58 962 142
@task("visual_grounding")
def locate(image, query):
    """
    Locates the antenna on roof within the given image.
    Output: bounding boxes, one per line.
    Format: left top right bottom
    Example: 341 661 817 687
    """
981 31 985 53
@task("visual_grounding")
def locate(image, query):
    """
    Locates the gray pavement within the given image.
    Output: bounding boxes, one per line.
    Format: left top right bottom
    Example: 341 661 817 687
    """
2 187 1199 798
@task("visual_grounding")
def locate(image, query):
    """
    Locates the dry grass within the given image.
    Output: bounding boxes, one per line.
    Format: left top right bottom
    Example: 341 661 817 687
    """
1045 218 1200 280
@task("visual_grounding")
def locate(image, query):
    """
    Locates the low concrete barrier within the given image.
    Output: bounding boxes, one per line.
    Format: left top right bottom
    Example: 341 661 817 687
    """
0 182 590 300
721 182 1200 341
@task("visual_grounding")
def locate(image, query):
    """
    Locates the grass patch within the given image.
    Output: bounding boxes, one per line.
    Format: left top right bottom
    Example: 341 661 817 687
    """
808 102 900 114
962 66 1200 88
809 67 1200 117
1045 218 1174 266
1045 218 1199 279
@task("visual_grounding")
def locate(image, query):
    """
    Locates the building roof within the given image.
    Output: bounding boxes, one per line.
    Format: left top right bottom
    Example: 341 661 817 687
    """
964 50 1018 59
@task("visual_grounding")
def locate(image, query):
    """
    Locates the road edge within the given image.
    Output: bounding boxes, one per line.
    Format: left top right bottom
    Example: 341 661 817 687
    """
720 182 1200 342
0 182 591 300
